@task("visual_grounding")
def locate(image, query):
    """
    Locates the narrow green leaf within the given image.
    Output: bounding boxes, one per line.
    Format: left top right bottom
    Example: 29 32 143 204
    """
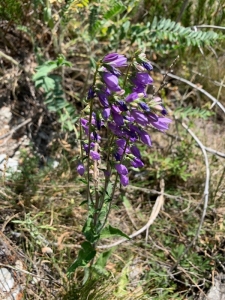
100 225 130 240
67 241 96 274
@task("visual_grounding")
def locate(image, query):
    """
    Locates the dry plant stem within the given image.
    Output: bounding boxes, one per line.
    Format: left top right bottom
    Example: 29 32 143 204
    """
166 132 225 158
0 118 32 141
170 122 210 272
97 179 165 249
166 72 225 114
181 121 210 241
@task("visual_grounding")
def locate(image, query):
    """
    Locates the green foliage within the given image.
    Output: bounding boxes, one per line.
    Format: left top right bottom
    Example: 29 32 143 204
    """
130 17 220 50
174 106 214 119
68 241 96 274
0 0 24 24
33 55 78 131
100 224 130 240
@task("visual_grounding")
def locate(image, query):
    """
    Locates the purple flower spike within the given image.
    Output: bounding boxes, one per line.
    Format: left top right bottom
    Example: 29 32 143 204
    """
120 174 129 186
139 129 152 146
115 163 128 175
130 145 141 159
77 162 85 176
131 157 144 168
131 109 149 126
103 53 127 67
102 72 121 92
132 73 153 86
90 150 100 160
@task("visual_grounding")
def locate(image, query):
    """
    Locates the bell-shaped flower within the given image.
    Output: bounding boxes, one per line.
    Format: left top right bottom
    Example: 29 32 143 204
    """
132 73 153 86
139 102 150 112
146 112 158 123
120 174 129 186
151 117 172 132
87 86 95 99
102 108 111 120
116 139 126 149
77 162 85 176
90 150 100 160
117 100 128 111
131 109 149 126
103 53 127 67
139 129 152 146
101 72 122 92
131 157 144 168
130 145 141 159
96 88 110 107
83 142 95 155
115 163 128 175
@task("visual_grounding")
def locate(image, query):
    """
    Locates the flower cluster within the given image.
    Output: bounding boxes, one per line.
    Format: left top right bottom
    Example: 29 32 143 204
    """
77 52 172 186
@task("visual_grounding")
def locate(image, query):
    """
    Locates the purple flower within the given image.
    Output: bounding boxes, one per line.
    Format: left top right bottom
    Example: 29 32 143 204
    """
102 72 122 92
103 53 127 67
117 100 128 111
93 113 102 130
90 150 100 160
90 131 101 142
96 88 110 107
147 112 158 123
83 142 95 154
131 109 149 126
81 118 89 135
102 108 111 120
108 122 123 137
87 86 95 99
120 174 129 186
139 102 150 112
151 117 172 132
139 129 152 146
104 170 111 178
115 163 128 175
116 139 126 149
125 92 139 103
130 145 141 159
132 73 153 86
112 111 124 126
104 65 121 76
131 157 144 168
161 107 167 116
132 85 147 96
114 152 121 161
77 162 85 176
142 61 153 71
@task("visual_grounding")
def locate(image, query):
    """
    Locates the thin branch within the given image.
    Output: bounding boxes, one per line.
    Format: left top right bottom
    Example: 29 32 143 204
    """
181 122 210 241
165 72 225 114
170 122 210 272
